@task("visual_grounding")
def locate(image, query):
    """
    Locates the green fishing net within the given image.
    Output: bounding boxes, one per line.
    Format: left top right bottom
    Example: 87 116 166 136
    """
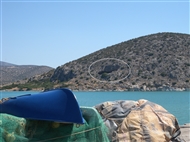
0 107 109 142
0 114 28 142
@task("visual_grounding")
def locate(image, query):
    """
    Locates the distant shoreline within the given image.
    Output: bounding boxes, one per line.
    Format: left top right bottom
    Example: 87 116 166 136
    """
1 87 189 92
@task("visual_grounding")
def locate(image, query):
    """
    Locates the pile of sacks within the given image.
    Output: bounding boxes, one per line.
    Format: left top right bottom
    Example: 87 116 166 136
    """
95 99 186 142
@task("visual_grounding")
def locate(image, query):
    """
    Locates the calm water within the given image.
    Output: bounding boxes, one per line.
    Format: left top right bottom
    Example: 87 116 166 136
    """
0 91 189 125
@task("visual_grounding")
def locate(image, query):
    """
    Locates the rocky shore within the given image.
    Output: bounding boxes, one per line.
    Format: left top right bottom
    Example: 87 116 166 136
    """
2 86 189 92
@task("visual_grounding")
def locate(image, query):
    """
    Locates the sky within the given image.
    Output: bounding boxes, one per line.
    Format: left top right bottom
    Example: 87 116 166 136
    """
0 0 189 68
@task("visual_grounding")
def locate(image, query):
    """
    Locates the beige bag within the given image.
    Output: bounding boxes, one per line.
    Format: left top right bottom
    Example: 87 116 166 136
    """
95 99 183 142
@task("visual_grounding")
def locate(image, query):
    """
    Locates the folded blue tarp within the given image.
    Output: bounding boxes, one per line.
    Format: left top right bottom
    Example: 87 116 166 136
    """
0 89 84 124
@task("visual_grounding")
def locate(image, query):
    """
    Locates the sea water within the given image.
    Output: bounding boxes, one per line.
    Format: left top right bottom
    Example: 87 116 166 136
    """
0 90 189 125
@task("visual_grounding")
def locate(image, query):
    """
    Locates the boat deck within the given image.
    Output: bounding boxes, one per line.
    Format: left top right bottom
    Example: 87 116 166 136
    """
180 123 190 142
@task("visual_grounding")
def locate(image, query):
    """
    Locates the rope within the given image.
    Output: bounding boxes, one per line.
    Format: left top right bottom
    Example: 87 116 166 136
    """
34 126 102 142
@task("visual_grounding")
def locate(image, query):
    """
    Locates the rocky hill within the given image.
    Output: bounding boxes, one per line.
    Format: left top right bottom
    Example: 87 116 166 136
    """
1 32 190 91
0 61 54 85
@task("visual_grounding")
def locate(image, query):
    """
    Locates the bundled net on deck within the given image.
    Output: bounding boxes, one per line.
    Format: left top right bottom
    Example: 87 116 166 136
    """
0 107 109 142
0 113 28 142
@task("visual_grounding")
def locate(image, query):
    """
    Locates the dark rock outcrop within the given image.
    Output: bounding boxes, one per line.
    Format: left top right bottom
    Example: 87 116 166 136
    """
50 67 76 82
98 65 120 74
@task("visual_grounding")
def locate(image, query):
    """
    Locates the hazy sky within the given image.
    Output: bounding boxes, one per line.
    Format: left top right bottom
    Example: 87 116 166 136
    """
1 0 189 68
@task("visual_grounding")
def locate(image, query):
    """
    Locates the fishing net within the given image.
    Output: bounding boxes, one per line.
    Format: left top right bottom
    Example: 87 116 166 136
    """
0 107 109 142
0 113 28 142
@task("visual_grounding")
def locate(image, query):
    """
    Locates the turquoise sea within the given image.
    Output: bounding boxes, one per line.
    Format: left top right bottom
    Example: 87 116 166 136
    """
0 91 189 125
